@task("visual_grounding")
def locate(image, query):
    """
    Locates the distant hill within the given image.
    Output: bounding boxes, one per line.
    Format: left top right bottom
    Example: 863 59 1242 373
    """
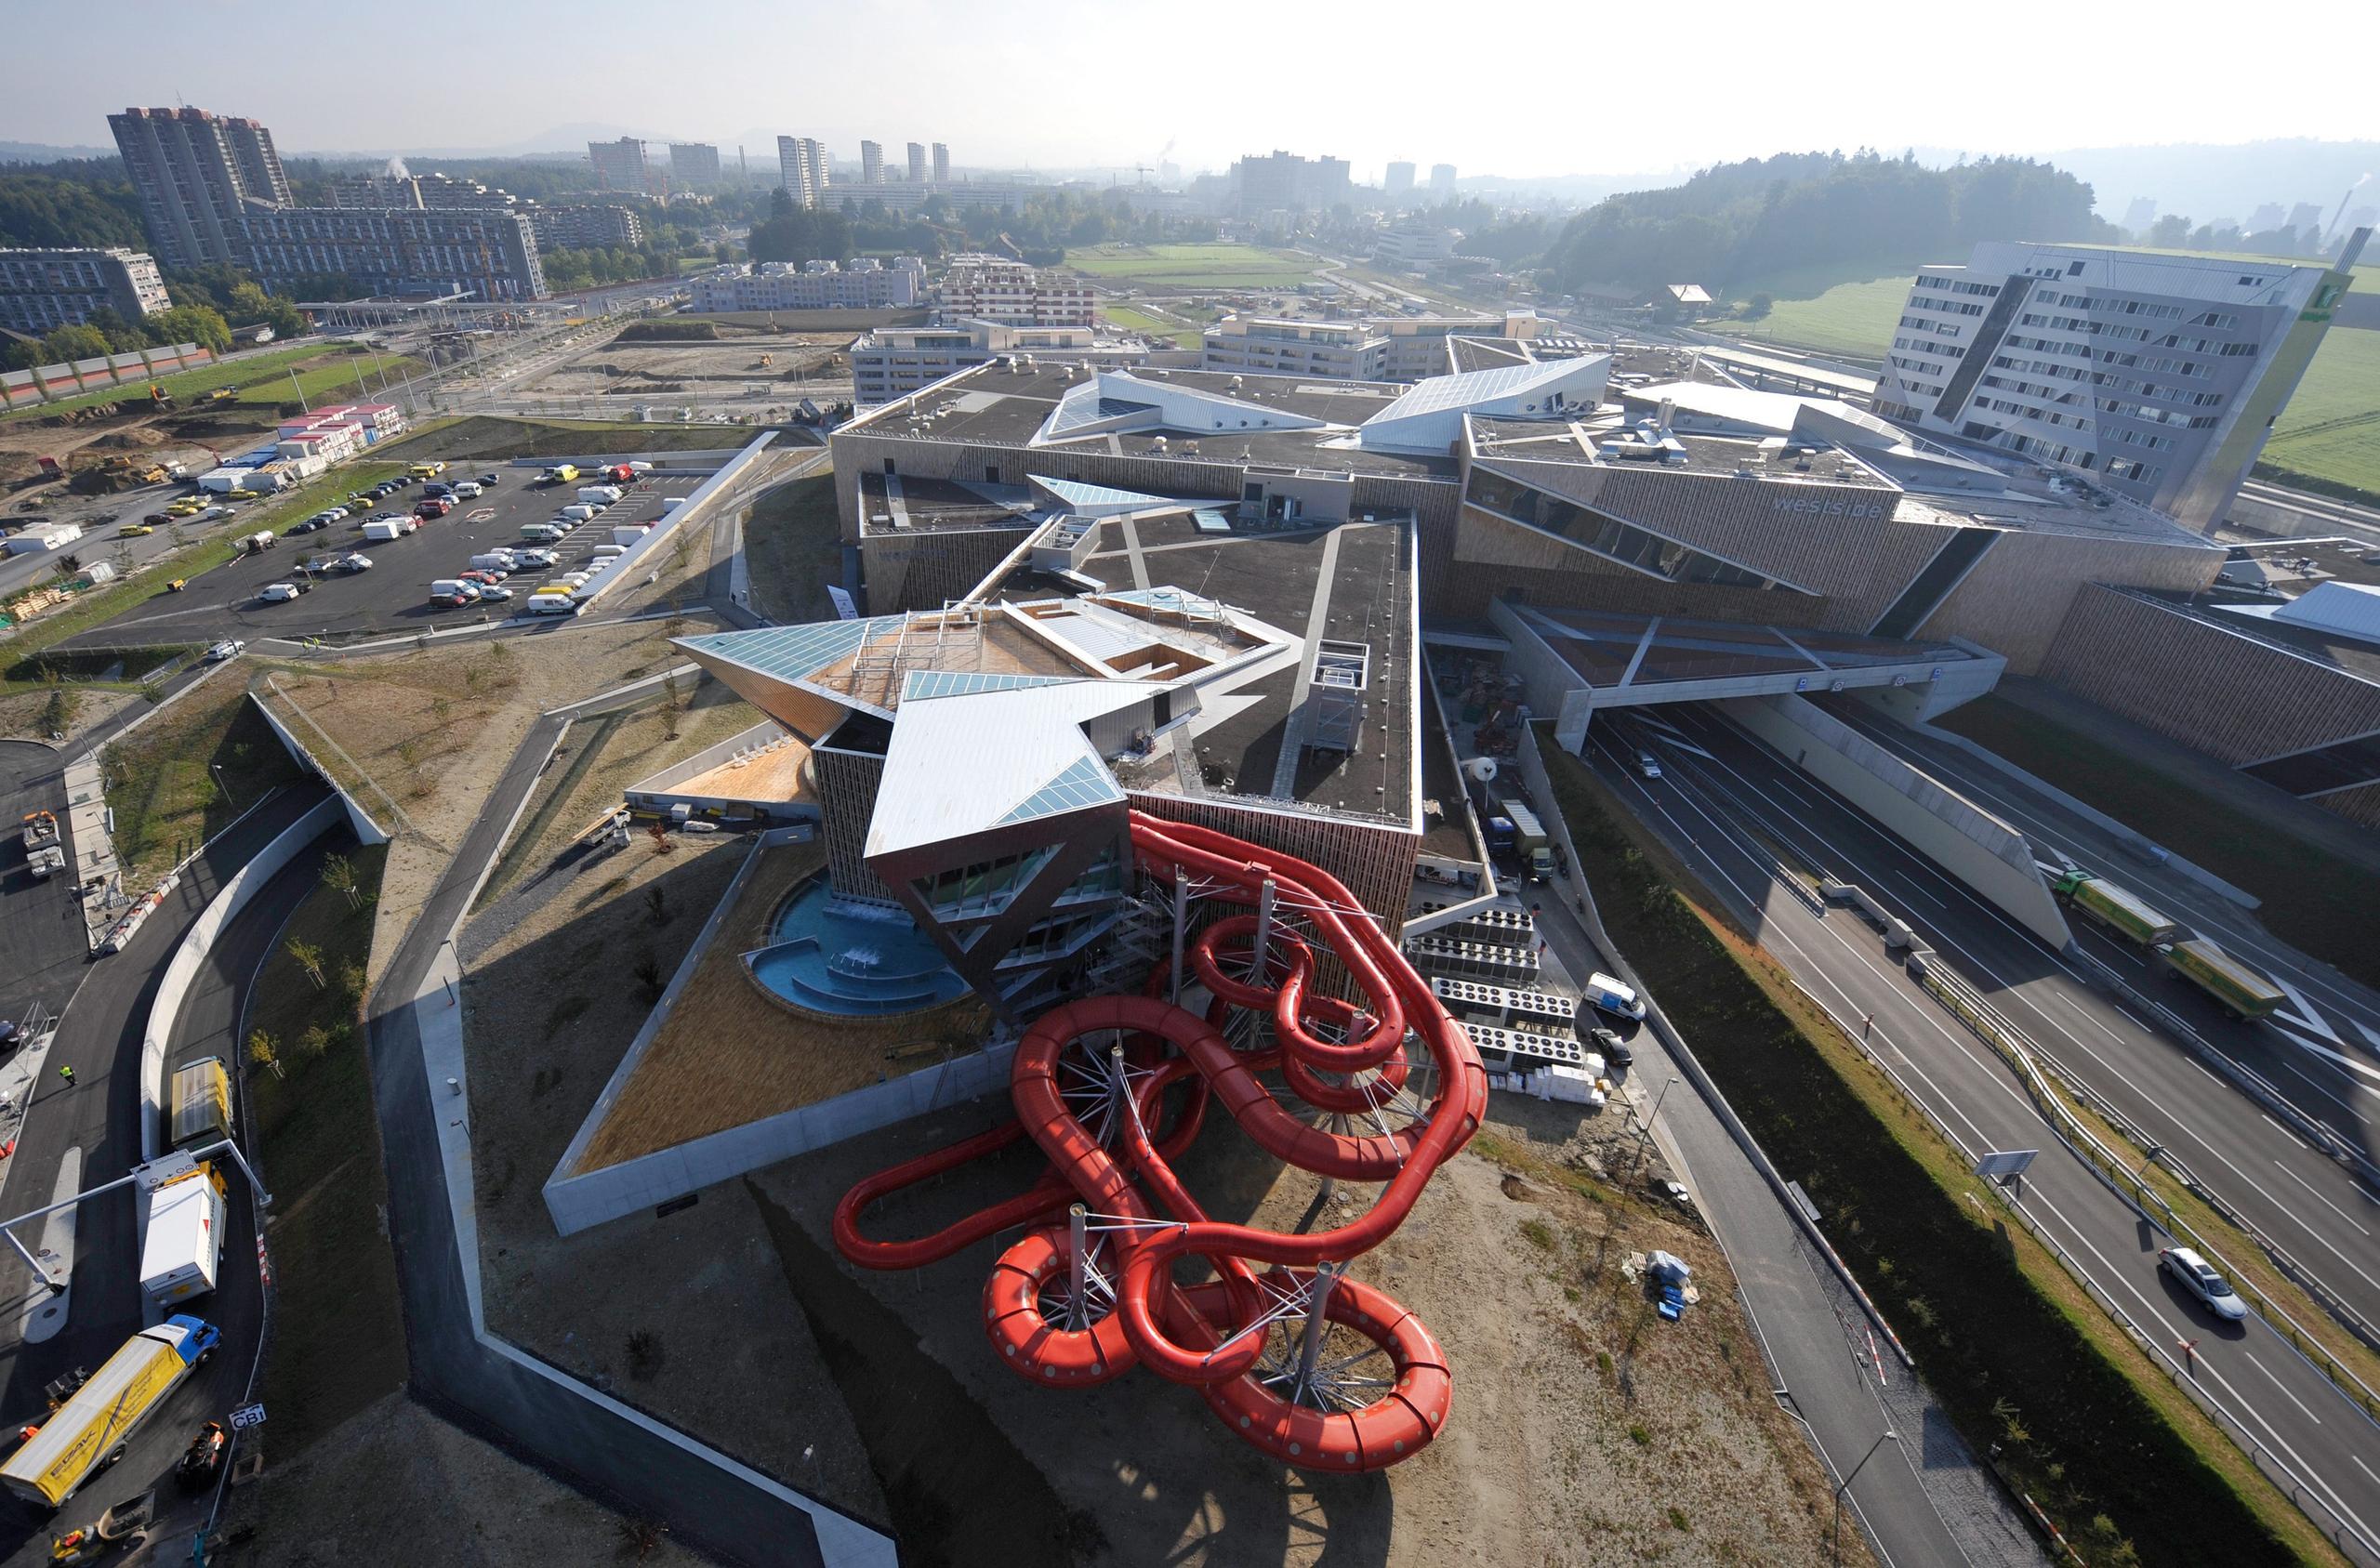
0 140 115 165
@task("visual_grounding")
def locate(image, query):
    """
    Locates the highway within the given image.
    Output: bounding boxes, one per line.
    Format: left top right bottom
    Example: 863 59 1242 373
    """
0 784 325 1562
1665 700 2380 1342
1576 703 2380 1559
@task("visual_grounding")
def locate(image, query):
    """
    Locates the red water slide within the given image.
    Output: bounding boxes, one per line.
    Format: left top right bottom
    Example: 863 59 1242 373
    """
834 809 1488 1469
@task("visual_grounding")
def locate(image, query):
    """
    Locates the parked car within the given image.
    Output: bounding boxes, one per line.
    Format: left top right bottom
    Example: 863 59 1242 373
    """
326 552 374 573
1590 1025 1632 1068
477 471 501 485
257 581 308 602
2159 1246 2247 1321
474 584 513 600
458 569 504 586
141 512 173 526
203 639 245 662
288 517 330 534
118 523 154 537
509 547 558 568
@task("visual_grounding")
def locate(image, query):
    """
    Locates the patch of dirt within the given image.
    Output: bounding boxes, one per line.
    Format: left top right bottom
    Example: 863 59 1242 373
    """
220 1391 707 1568
456 834 891 1529
0 684 139 744
742 1079 1865 1566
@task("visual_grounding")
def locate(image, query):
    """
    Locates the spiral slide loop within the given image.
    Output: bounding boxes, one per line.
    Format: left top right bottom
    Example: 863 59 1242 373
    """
834 810 1488 1469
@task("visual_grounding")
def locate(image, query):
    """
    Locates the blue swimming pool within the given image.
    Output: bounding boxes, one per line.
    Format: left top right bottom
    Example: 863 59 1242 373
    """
743 877 969 1016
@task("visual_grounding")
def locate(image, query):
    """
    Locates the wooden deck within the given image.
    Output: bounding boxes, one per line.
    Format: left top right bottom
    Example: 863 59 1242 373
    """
576 841 991 1172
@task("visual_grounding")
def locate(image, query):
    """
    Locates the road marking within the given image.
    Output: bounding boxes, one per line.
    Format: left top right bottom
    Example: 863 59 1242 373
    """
2273 1160 2373 1237
2272 976 2340 1045
20 1146 80 1345
2247 1350 2325 1424
2358 1455 2380 1487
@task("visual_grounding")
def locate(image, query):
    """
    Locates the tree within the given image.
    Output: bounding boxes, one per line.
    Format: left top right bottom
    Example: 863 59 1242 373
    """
298 1022 333 1061
321 852 362 909
145 303 232 353
2148 213 2193 249
248 1029 283 1079
38 323 109 363
287 937 326 989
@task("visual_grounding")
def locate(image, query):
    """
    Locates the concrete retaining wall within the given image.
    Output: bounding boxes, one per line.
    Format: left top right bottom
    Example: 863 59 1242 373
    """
1724 693 2074 948
140 796 343 1160
248 690 390 847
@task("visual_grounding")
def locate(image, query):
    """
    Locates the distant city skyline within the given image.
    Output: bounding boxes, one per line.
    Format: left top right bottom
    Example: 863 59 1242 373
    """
7 0 2374 182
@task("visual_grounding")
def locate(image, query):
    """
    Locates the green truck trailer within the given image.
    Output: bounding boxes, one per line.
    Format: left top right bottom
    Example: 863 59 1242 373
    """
2155 939 2286 1021
2050 869 2185 947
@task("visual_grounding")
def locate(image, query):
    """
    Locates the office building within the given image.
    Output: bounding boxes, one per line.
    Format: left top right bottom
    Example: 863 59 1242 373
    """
1233 151 1353 217
1874 232 2371 531
527 204 646 252
847 320 1155 404
936 255 1094 326
669 143 722 191
108 105 291 270
691 257 924 311
1374 220 1461 269
861 141 885 184
906 142 927 183
932 143 950 185
235 207 546 301
588 138 654 195
0 247 171 335
778 137 831 207
1384 162 1416 204
1428 164 1457 202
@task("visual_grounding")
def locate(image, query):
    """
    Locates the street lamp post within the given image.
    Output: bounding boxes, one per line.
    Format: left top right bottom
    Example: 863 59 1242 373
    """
1831 1429 1899 1560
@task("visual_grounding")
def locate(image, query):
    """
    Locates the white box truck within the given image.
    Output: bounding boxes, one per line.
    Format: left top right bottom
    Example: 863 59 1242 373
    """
560 504 600 521
362 520 404 542
589 543 627 560
576 485 624 506
611 525 651 547
136 1153 226 1308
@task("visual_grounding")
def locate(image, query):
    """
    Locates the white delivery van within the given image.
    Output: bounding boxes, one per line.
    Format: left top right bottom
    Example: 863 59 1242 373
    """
520 523 566 543
527 591 577 615
575 485 624 506
429 578 482 601
611 524 651 546
468 553 517 573
258 582 302 602
560 504 600 521
1584 971 1646 1021
452 481 483 498
589 543 627 560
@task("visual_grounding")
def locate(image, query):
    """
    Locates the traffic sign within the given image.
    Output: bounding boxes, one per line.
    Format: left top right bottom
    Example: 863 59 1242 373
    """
229 1403 267 1430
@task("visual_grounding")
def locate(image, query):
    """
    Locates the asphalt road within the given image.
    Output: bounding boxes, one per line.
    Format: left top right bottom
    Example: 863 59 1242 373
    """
0 743 86 1032
364 695 852 1567
60 473 705 652
1580 706 2380 1560
1527 889 2012 1564
0 784 324 1561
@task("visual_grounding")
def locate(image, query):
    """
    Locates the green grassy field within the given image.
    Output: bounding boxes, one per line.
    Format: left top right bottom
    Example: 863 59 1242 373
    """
233 349 425 408
1097 303 1202 347
1705 272 1911 361
1 341 393 425
1064 244 1316 290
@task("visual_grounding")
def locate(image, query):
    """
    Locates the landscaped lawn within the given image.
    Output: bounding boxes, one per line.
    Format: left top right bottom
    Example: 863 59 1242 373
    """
1064 244 1316 289
1098 304 1201 347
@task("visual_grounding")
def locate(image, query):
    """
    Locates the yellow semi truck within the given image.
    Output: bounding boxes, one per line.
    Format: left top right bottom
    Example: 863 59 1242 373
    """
0 1317 219 1508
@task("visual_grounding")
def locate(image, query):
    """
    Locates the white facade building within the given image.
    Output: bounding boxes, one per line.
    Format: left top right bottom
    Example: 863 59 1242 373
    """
691 258 925 311
850 321 1157 404
1875 233 2370 531
778 137 831 207
0 248 171 335
936 255 1093 326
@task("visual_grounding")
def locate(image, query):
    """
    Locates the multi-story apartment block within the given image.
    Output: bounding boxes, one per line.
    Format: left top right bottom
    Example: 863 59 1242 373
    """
0 248 171 335
936 255 1094 326
860 141 885 184
932 143 950 185
236 207 546 301
1233 151 1353 216
1384 162 1416 204
778 137 831 207
1428 164 1457 201
1202 311 1550 382
527 204 647 252
109 106 291 269
1875 233 2370 531
907 142 928 183
669 143 722 191
588 138 653 195
691 257 924 312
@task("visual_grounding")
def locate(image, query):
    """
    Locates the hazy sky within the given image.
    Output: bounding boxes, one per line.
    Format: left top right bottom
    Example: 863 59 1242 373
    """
13 0 2377 178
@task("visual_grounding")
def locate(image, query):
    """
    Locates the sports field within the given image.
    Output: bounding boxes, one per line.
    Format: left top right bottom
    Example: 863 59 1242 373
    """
1064 244 1317 290
1097 304 1201 348
1710 267 2380 497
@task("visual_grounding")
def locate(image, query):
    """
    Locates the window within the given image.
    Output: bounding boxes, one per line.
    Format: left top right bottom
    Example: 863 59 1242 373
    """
882 458 896 475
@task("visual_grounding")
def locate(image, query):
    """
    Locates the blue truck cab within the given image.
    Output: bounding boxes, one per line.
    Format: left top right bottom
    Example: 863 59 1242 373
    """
1485 815 1516 855
165 1314 221 1363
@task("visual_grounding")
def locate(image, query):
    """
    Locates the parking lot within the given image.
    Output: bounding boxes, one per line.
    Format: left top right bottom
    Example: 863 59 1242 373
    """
60 464 709 649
